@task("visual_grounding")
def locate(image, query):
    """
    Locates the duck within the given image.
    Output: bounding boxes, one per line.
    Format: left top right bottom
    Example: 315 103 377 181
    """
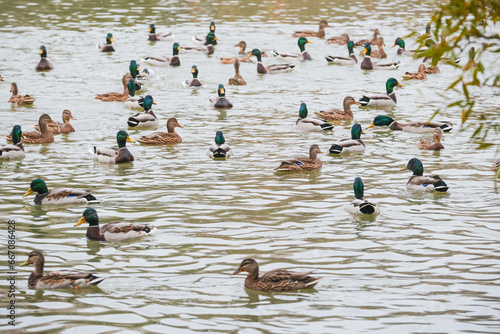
137 118 183 145
296 103 333 131
21 250 106 289
182 65 203 87
360 37 387 59
95 73 129 102
127 60 147 93
360 42 400 70
367 115 453 133
247 49 296 74
36 45 53 71
182 32 218 55
405 158 448 192
17 114 54 144
325 41 357 65
424 65 440 74
209 84 233 109
0 74 4 81
144 42 181 67
8 82 35 105
219 41 260 64
0 125 25 160
491 158 500 172
329 124 365 154
359 78 402 107
275 144 323 172
127 95 159 129
232 258 321 292
417 128 445 150
293 20 329 38
124 79 145 110
272 37 313 61
354 29 381 46
148 23 174 41
23 178 99 205
75 208 157 242
91 130 135 164
208 131 232 158
326 33 350 45
403 64 427 80
346 177 380 215
393 37 416 56
97 33 115 52
314 96 360 122
192 21 218 45
34 110 75 134
228 58 246 86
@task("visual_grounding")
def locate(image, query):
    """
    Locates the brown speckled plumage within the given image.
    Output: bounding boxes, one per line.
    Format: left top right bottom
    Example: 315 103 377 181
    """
403 64 427 80
314 96 360 122
228 59 247 85
417 128 445 150
34 110 75 134
275 144 323 171
14 114 54 144
95 74 130 101
293 20 329 38
8 82 35 105
137 118 183 145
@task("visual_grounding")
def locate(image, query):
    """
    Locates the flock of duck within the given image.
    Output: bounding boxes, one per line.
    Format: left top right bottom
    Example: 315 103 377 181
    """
2 20 497 293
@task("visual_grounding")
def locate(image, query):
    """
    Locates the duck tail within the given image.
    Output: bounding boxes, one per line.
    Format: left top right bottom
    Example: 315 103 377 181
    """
359 202 377 214
359 96 370 106
439 122 453 132
272 49 280 57
329 144 343 154
127 117 140 127
433 179 449 192
90 275 107 285
320 123 333 131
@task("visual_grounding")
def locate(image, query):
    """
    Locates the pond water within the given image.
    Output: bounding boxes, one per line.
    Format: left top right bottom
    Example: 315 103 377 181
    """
1 0 499 333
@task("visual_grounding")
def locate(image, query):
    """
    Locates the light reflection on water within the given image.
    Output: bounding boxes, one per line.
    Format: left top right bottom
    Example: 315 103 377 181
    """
1 0 499 333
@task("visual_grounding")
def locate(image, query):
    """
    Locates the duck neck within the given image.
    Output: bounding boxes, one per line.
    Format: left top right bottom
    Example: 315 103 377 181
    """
166 121 177 133
310 151 318 160
87 226 105 241
33 258 44 276
10 84 18 96
343 101 354 117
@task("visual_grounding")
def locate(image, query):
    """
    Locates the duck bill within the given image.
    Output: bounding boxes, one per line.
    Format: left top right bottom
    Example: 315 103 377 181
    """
354 101 361 105
126 136 135 143
307 40 313 44
397 83 404 87
367 123 375 129
392 44 397 48
20 260 30 267
23 188 34 197
214 36 220 41
232 268 242 275
400 165 409 171
74 217 86 227
110 37 114 43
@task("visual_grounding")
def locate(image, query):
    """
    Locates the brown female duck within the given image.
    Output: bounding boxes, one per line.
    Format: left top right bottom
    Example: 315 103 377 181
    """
219 41 259 64
95 74 129 102
232 258 321 292
403 64 427 80
314 96 360 122
417 128 444 150
228 58 246 86
293 20 329 38
137 118 183 145
425 65 440 74
18 114 54 144
326 33 350 45
34 110 75 134
275 144 323 172
8 83 35 105
355 29 381 46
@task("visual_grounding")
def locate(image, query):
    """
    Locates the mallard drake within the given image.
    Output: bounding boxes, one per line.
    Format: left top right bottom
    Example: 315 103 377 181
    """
91 130 134 164
209 84 233 109
354 29 381 46
182 65 203 87
219 41 260 64
182 32 218 55
405 158 448 192
326 33 350 45
23 178 99 204
272 37 313 61
137 118 182 145
34 109 75 134
403 64 427 80
314 96 360 121
346 177 379 215
8 82 35 105
144 42 181 67
232 258 321 292
97 33 115 52
127 95 159 129
208 131 232 158
296 103 333 132
127 60 147 93
36 45 53 71
367 115 453 133
0 125 25 160
192 21 218 45
360 37 387 59
424 65 440 74
18 114 55 144
75 208 157 242
247 49 296 74
293 20 329 38
21 250 106 289
325 41 357 65
124 79 145 110
359 78 402 107
148 24 174 41
228 59 246 86
360 42 400 70
275 144 323 172
491 158 500 172
417 128 445 150
95 73 129 102
329 124 365 154
393 37 416 56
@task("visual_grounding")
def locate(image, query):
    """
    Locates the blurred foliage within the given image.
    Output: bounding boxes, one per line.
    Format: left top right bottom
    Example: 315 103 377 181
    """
410 0 500 149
